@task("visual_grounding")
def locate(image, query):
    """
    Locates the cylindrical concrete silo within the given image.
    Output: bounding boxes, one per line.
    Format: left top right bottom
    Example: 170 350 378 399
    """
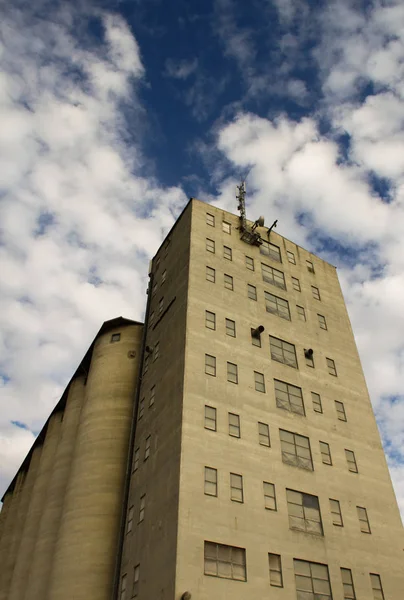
47 323 142 600
0 471 25 600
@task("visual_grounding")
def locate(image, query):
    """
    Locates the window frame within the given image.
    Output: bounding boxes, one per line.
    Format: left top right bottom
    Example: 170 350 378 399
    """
206 266 216 283
206 238 215 253
274 379 305 415
320 441 332 465
318 314 327 330
205 310 216 330
294 559 332 600
335 400 347 421
286 250 296 264
227 362 238 384
330 498 343 527
306 259 315 273
261 263 286 290
206 213 215 227
205 354 216 376
230 473 244 503
268 553 283 587
254 371 265 393
120 574 127 600
341 568 356 600
149 385 155 407
263 481 276 510
133 565 140 598
280 429 313 471
223 245 232 260
296 305 306 321
144 435 151 461
204 405 217 431
133 448 140 472
370 574 385 600
139 494 145 523
269 335 298 368
138 398 145 420
225 318 236 337
311 392 323 413
312 285 321 300
204 466 218 497
228 412 240 438
260 240 282 262
222 221 231 234
291 276 301 291
345 449 358 473
326 357 337 376
204 541 246 581
286 489 323 536
126 505 134 533
111 333 121 343
247 283 257 300
258 422 270 446
245 256 254 270
224 273 234 290
357 506 371 533
265 291 291 320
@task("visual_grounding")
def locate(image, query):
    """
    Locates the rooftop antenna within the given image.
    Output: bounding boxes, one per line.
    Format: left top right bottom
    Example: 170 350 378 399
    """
236 168 264 246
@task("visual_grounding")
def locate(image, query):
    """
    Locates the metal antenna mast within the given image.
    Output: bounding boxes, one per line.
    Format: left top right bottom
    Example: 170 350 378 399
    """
236 170 264 246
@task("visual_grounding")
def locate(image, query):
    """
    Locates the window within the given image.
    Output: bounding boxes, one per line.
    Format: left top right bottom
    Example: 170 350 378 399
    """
223 245 232 260
280 429 313 470
345 449 358 473
318 314 327 330
204 405 217 431
111 333 121 343
161 269 166 284
265 291 291 320
138 398 145 420
269 336 298 368
274 379 305 415
152 282 157 297
330 499 343 526
312 285 321 300
133 448 140 472
247 284 257 300
297 305 306 321
227 362 238 383
144 435 151 460
357 506 371 533
261 263 286 289
292 276 301 291
230 473 243 502
127 506 134 533
222 221 231 234
287 489 323 535
246 256 254 270
205 354 216 376
153 342 160 361
120 574 127 600
205 310 216 330
206 238 215 253
294 560 332 600
254 371 265 392
305 349 314 368
204 467 217 496
268 554 283 587
158 297 164 316
149 385 155 407
312 392 322 413
264 482 276 510
335 400 347 421
260 240 282 262
251 329 261 347
139 495 145 523
320 441 332 465
341 568 356 600
204 541 246 581
206 212 215 226
370 574 385 600
133 565 140 597
149 311 154 328
155 257 160 272
226 318 236 337
326 357 337 376
306 259 315 273
229 413 240 438
206 266 215 283
143 354 149 375
224 273 234 290
258 422 270 446
287 250 296 264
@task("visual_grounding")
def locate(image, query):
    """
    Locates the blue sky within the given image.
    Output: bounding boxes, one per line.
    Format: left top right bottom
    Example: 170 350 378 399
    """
1 0 404 518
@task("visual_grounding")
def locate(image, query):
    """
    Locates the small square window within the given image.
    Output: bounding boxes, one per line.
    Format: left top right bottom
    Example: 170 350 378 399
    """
204 405 217 431
268 554 283 587
206 213 215 227
227 362 238 383
206 238 215 253
258 422 270 446
327 357 337 376
205 310 216 330
228 413 240 438
248 284 257 300
225 318 236 337
205 466 217 496
206 266 216 283
230 473 243 503
296 305 306 321
205 354 216 376
320 441 332 465
254 371 265 392
246 256 254 270
222 221 231 234
318 314 327 330
291 277 301 292
287 250 296 264
306 259 315 273
312 392 322 413
224 274 234 290
312 285 321 300
264 482 276 510
335 400 347 421
224 246 232 260
111 333 121 343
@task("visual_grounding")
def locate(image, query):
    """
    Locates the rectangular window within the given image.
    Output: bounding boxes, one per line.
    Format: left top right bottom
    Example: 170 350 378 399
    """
269 336 298 368
268 554 283 587
261 263 286 289
305 350 315 368
345 449 358 473
223 245 232 260
330 499 343 526
247 284 257 300
254 371 265 392
204 467 218 497
144 435 151 461
265 291 291 320
306 259 315 273
320 441 332 465
152 282 157 297
161 269 166 284
120 574 127 600
260 240 282 262
206 238 215 253
312 392 322 413
204 405 217 431
143 354 149 375
225 318 236 337
287 489 323 535
370 574 385 600
251 329 262 347
206 266 215 283
357 506 371 533
224 273 234 290
335 400 347 421
127 506 134 533
229 413 240 438
133 448 140 472
149 385 155 407
111 333 121 343
246 256 254 270
312 285 321 300
264 482 276 510
280 429 313 470
297 305 306 321
158 297 164 316
205 354 216 376
153 342 160 361
294 559 332 600
222 221 231 234
341 568 356 600
205 310 216 330
133 565 140 597
206 212 215 226
326 357 337 376
149 311 154 328
139 495 145 523
287 250 296 264
275 379 305 415
227 362 238 383
292 276 301 291
258 422 270 446
204 541 246 581
138 398 145 420
318 314 327 330
230 473 243 502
